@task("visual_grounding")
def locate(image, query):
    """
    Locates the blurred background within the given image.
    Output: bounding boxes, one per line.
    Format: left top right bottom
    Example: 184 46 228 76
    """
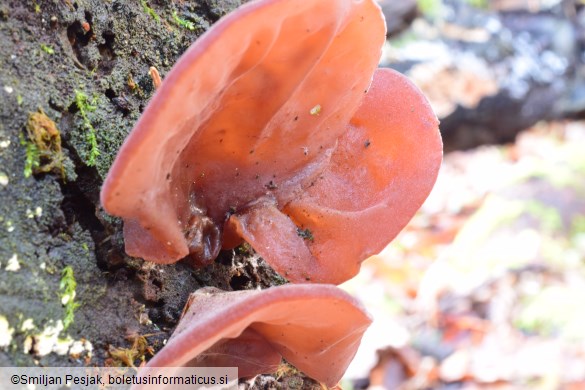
341 0 585 388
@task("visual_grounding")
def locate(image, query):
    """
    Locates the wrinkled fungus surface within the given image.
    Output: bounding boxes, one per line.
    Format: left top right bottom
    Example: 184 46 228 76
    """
144 284 372 386
100 0 442 283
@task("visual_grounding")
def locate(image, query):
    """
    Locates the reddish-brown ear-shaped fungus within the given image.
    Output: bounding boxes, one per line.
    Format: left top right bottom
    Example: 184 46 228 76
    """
143 284 371 387
100 0 442 283
226 68 442 283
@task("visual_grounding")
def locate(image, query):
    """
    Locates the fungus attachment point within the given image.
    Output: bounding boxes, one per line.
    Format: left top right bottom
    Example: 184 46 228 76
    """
142 284 372 387
184 212 221 267
100 0 442 283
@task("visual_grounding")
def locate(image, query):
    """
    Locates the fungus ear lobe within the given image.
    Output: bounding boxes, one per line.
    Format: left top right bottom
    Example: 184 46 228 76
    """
123 219 185 263
122 214 221 266
144 285 372 387
226 68 442 284
224 199 326 282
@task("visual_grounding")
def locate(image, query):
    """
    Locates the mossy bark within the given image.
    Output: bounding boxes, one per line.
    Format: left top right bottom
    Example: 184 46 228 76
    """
0 0 286 368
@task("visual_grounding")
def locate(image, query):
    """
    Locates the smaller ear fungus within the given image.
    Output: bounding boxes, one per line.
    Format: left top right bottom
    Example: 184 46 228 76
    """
144 284 372 387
